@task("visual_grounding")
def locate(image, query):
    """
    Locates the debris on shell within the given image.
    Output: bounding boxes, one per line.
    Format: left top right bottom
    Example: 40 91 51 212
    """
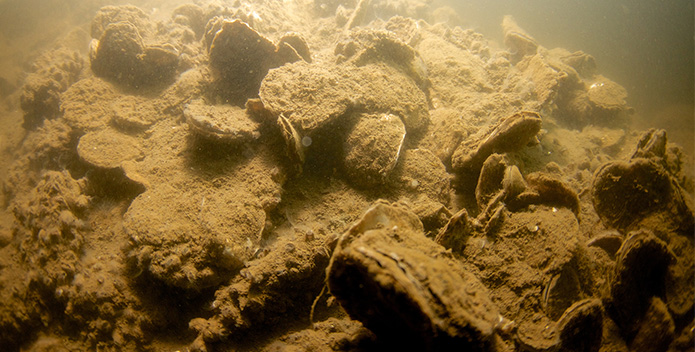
388 148 451 205
184 99 261 142
20 48 84 130
417 108 469 168
344 113 406 187
327 201 500 351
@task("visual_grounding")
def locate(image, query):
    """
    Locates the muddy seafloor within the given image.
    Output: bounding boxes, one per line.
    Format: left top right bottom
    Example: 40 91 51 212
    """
0 1 693 351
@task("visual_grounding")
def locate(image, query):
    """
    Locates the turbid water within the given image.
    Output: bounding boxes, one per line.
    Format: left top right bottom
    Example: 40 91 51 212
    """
0 1 693 351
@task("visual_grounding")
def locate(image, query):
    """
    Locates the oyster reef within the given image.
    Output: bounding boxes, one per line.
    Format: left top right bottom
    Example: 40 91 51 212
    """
0 1 692 351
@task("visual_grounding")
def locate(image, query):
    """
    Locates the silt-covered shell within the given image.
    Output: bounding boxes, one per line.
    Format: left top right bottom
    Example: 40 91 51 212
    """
327 201 501 351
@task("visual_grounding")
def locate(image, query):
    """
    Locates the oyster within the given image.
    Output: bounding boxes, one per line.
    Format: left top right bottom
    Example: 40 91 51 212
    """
90 21 179 88
502 165 527 200
516 313 559 352
629 297 676 352
209 19 278 103
556 299 604 352
451 111 542 191
77 128 143 170
327 201 501 351
475 154 509 209
587 230 623 257
502 15 538 61
184 99 261 142
124 184 266 291
208 19 311 104
278 113 305 171
608 229 673 335
343 113 406 187
592 158 673 230
587 75 628 111
259 60 429 137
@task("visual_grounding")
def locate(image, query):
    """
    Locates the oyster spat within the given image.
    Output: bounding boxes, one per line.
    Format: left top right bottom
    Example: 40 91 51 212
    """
327 201 501 351
451 111 542 191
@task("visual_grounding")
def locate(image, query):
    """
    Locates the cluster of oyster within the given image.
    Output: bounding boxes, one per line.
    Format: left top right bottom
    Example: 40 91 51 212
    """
5 2 693 351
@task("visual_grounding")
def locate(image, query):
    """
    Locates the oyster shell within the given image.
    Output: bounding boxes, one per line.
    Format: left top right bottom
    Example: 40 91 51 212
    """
77 128 143 170
208 19 311 104
502 15 538 61
343 113 406 187
451 111 542 191
184 99 261 142
90 21 179 87
608 229 673 335
556 299 604 352
592 158 672 230
327 201 500 351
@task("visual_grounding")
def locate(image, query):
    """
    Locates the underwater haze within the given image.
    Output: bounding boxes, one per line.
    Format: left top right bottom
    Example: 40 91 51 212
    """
433 0 695 151
0 1 693 351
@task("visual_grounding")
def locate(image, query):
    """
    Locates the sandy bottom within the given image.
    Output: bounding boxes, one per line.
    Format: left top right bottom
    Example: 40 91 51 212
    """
0 1 693 351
